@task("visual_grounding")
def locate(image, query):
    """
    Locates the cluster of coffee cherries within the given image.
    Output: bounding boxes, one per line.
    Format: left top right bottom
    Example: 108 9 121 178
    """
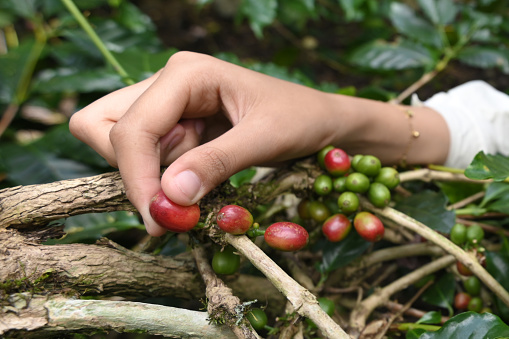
449 222 489 313
212 204 309 275
298 146 400 243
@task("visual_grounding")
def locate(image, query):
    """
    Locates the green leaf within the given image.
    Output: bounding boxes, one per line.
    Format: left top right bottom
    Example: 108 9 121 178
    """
337 0 367 22
486 251 509 292
435 181 483 205
417 0 458 26
318 231 371 274
229 167 257 188
33 124 110 169
421 273 455 316
115 1 155 34
349 40 435 71
0 125 109 185
417 311 443 324
45 211 144 244
0 144 99 185
240 0 277 38
0 0 37 19
113 48 178 82
419 312 509 339
457 47 509 74
389 2 442 48
0 41 35 104
33 68 125 93
479 182 509 213
406 329 426 339
465 151 509 181
395 190 455 233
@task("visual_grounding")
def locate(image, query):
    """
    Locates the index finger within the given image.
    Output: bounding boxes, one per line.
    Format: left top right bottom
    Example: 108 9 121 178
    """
108 53 222 235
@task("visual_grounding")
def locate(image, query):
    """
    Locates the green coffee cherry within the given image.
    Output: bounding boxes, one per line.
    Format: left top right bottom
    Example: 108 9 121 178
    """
464 276 481 296
374 167 400 189
466 224 484 246
367 182 391 208
314 174 333 196
355 155 381 177
333 176 347 193
337 191 360 214
247 308 268 331
450 223 467 246
309 201 331 222
345 173 370 193
351 154 363 171
468 296 483 313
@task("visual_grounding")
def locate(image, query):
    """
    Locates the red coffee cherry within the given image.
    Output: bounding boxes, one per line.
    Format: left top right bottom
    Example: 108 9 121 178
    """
216 205 253 235
353 211 385 242
149 189 200 233
454 292 471 310
322 214 352 242
264 222 309 252
324 148 351 176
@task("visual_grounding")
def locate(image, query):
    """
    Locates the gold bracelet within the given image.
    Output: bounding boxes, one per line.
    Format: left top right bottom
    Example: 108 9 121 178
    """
399 109 420 168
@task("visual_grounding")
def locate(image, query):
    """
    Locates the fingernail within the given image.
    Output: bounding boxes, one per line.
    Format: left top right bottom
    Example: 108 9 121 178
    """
195 119 205 137
174 170 201 202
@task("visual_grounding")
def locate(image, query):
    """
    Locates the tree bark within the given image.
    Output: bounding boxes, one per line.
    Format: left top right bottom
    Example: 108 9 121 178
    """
0 229 285 306
0 172 134 230
1 294 237 338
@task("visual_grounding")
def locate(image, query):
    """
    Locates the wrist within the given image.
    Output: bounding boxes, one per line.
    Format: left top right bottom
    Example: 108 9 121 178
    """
325 94 449 166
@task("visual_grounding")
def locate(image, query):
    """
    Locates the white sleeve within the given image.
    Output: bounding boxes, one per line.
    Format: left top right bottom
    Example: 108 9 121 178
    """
412 80 509 169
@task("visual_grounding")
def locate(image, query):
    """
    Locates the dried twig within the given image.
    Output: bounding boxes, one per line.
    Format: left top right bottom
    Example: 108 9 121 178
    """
360 199 509 309
349 255 455 336
225 234 350 339
192 245 261 339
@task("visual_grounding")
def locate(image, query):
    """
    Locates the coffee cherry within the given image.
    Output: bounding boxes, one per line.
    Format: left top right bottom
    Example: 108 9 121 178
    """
457 260 473 276
247 308 268 331
355 155 381 177
317 145 335 169
322 214 352 242
464 276 481 296
454 292 471 310
149 189 200 233
314 174 333 196
351 154 363 171
466 224 484 246
297 199 312 220
345 172 370 193
374 167 400 189
309 201 331 222
264 222 309 252
324 148 351 176
354 211 384 242
333 176 347 193
337 191 360 215
367 182 391 208
450 223 467 246
217 205 253 235
212 247 240 275
468 296 483 313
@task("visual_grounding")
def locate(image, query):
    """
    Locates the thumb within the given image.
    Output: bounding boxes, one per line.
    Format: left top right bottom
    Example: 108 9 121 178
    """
160 121 274 206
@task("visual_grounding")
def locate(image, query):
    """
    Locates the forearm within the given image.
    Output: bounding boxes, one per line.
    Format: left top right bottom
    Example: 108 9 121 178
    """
327 94 450 166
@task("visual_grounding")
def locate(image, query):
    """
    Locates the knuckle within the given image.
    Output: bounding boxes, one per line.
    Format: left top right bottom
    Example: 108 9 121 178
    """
108 123 125 147
200 147 235 182
68 112 85 139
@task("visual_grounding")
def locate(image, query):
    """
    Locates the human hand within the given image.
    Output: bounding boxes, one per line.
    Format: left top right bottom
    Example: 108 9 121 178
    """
69 52 352 235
